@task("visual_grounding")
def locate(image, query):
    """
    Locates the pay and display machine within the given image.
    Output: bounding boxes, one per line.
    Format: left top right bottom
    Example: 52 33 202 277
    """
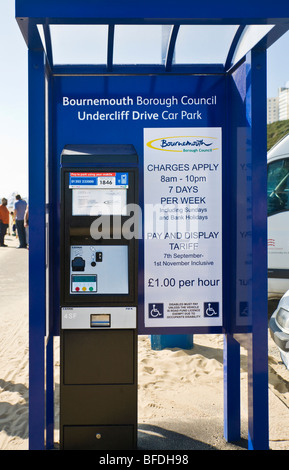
60 145 138 450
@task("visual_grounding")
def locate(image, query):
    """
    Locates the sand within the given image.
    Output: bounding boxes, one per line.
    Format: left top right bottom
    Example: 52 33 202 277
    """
1 234 289 450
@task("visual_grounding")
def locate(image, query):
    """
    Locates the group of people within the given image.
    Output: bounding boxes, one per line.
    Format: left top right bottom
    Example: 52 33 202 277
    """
0 195 28 248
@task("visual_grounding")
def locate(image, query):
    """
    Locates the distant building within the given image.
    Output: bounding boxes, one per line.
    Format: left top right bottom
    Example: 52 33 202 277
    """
267 82 289 124
267 97 279 124
278 83 289 121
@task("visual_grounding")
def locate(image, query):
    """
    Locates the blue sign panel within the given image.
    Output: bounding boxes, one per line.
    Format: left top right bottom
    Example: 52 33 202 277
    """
54 74 226 334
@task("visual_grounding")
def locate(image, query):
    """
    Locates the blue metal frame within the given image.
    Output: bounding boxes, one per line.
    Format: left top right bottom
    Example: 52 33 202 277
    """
222 45 268 449
246 47 269 450
28 49 46 450
14 0 289 22
16 18 289 76
224 334 241 442
15 0 289 452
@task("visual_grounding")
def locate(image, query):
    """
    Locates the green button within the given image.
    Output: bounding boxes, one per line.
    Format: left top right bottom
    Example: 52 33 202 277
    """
89 287 93 291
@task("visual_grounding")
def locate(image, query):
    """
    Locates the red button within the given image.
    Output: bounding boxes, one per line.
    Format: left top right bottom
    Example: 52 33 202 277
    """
75 287 80 291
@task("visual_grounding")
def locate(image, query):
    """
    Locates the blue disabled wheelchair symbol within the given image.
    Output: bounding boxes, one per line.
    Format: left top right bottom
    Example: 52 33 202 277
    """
204 302 219 317
148 303 164 318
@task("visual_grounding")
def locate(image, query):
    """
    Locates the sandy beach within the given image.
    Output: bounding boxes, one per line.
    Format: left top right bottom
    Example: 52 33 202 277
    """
1 234 289 450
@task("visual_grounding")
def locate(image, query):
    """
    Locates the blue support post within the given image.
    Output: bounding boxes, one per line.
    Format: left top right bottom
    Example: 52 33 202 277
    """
151 335 194 350
28 49 46 450
246 47 269 450
223 334 241 442
45 70 55 449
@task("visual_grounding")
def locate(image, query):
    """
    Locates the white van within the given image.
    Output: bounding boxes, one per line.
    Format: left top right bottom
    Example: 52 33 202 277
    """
268 133 289 299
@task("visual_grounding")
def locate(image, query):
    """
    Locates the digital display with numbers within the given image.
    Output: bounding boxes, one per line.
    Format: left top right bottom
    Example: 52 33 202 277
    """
72 275 97 283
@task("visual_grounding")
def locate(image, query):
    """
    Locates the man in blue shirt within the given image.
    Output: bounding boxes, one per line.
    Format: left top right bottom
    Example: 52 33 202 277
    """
14 194 27 248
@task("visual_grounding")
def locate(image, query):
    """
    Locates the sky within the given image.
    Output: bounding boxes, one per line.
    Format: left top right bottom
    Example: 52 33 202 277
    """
1 1 289 203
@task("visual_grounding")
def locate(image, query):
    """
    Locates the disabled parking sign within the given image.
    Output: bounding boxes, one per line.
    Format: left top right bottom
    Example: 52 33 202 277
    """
144 127 222 328
204 302 219 318
148 303 164 319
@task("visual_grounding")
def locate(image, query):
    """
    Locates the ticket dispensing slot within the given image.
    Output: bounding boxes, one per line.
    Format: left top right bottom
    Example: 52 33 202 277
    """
60 145 138 450
90 314 111 327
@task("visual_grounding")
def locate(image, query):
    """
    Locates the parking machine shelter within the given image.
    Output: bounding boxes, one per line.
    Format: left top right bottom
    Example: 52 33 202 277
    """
15 0 289 451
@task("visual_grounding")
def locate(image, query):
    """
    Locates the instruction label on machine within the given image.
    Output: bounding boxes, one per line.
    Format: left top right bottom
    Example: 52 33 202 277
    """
144 127 222 328
69 172 129 188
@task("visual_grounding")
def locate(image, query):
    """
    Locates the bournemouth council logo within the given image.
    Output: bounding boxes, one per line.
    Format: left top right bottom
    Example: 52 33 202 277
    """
147 135 218 153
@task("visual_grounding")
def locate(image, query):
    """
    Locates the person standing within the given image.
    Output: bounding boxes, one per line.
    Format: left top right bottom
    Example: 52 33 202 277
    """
0 198 9 247
14 194 27 248
24 205 29 247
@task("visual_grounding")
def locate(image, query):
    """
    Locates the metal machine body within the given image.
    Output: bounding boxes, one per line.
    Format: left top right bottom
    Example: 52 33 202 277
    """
59 145 138 450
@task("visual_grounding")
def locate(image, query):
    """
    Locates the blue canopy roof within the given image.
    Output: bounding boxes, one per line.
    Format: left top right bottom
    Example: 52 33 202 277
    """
16 0 289 74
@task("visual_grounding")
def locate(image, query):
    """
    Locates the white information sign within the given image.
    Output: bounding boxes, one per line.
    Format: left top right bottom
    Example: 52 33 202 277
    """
72 188 127 216
144 127 222 328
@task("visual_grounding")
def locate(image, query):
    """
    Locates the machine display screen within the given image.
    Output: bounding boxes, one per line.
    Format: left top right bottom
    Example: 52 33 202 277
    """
69 171 128 216
72 275 97 283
